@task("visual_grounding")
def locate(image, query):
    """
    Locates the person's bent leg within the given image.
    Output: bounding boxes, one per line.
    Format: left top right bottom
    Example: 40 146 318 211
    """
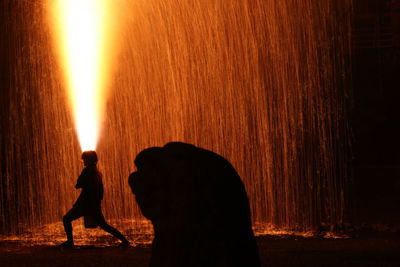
95 210 130 246
62 206 84 246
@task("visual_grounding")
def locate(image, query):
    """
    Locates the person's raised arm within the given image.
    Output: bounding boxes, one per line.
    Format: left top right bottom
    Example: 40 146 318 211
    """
75 168 87 189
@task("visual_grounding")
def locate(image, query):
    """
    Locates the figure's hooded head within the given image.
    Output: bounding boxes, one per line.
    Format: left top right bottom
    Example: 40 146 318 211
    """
81 150 98 166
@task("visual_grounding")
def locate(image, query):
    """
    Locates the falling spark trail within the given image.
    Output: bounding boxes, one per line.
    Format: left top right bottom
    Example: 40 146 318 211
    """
0 0 352 239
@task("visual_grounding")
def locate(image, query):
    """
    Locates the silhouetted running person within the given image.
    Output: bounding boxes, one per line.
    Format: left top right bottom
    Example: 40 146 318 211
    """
61 151 130 248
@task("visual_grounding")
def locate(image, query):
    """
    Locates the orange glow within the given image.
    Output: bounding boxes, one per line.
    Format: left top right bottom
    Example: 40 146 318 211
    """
50 0 116 151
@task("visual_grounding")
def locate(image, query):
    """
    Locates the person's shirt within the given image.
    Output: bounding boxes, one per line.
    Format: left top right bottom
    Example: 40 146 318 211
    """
74 164 104 209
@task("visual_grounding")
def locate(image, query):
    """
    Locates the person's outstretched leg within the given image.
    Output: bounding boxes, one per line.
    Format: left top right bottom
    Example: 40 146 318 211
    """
95 210 130 246
62 207 83 247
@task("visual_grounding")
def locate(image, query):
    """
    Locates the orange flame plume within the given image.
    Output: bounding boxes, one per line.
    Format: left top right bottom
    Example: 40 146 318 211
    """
50 0 116 151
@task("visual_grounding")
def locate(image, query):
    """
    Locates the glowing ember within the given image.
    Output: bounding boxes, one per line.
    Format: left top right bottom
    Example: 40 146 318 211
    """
51 0 115 151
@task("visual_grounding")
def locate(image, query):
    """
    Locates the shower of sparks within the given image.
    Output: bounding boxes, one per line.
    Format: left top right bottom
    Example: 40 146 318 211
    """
51 0 115 151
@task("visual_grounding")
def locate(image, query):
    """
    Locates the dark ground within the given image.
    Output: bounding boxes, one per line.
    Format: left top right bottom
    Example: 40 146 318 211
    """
1 234 400 267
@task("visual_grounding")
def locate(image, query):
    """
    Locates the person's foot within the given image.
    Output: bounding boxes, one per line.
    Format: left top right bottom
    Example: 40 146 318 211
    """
117 240 130 247
60 240 75 248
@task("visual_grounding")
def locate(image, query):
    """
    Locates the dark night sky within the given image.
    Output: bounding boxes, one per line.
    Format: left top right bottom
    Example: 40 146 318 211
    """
351 0 400 225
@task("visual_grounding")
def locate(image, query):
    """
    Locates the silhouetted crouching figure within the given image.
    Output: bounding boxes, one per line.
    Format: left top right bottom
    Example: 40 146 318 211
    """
129 142 260 267
61 151 130 248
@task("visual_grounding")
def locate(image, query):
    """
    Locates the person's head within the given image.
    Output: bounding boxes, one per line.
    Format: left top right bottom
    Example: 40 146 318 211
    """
134 147 163 170
81 150 98 166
